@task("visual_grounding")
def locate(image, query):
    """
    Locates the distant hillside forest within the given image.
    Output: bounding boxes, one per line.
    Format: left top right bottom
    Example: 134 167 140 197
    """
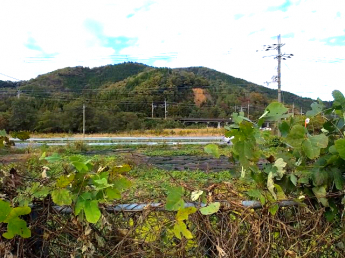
0 62 318 133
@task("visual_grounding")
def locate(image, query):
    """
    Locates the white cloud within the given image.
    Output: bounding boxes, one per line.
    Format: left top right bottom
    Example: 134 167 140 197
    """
0 0 344 100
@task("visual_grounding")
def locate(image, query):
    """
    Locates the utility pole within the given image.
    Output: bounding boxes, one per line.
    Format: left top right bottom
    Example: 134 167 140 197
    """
261 34 293 103
83 104 85 138
247 101 250 119
17 89 21 99
151 102 154 118
277 35 282 103
292 102 295 117
164 99 167 120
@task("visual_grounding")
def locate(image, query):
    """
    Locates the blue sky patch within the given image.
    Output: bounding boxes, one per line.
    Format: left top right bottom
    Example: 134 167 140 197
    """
282 32 294 38
84 19 137 52
321 34 345 46
267 0 292 12
24 37 42 51
234 14 244 20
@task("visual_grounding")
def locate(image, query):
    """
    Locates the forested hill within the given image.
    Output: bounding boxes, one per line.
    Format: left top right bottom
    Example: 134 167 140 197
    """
0 62 317 133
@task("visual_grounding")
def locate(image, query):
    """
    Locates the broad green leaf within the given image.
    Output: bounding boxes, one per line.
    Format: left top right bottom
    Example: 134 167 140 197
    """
246 189 262 199
75 198 85 216
113 177 132 191
0 129 6 137
199 202 220 215
173 221 193 239
72 161 89 173
329 145 337 154
56 174 75 188
278 121 290 137
312 186 329 207
233 141 254 168
191 190 203 201
84 200 101 223
335 139 345 160
247 189 266 205
94 178 112 190
3 217 31 239
286 125 306 147
290 174 297 186
176 207 197 221
302 134 328 159
4 206 31 223
0 200 11 222
106 187 121 200
232 112 244 124
262 102 289 121
204 144 220 158
267 172 276 200
51 189 72 206
39 152 46 160
332 90 345 107
330 168 345 190
165 186 185 211
45 153 62 163
306 101 324 117
312 168 330 186
274 184 286 200
274 158 286 179
268 204 279 216
111 164 131 174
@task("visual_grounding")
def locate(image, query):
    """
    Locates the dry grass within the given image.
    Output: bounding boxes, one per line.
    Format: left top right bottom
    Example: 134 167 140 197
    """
30 128 225 138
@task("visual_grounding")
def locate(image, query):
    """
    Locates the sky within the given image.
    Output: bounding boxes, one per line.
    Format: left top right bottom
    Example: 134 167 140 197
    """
0 0 344 101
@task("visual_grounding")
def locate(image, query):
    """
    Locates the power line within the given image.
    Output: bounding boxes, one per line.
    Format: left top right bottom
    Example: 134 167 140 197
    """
0 72 21 81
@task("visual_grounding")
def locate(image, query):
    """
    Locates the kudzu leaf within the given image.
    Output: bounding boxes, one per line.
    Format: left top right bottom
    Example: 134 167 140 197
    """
332 90 345 107
113 177 132 191
191 190 203 201
4 206 31 223
199 202 220 215
0 200 11 222
335 139 345 160
165 186 185 211
3 217 31 239
233 141 254 168
306 101 324 117
302 134 328 159
290 174 297 186
204 144 220 158
111 164 131 174
274 184 286 200
45 153 62 163
173 221 193 239
286 125 306 147
246 189 262 199
274 158 286 179
330 168 345 191
56 174 75 188
278 121 290 137
75 198 85 216
268 204 279 216
0 129 6 137
72 161 89 173
84 200 101 224
51 189 72 206
267 172 276 200
176 207 197 221
312 186 329 207
263 102 289 121
106 187 121 200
